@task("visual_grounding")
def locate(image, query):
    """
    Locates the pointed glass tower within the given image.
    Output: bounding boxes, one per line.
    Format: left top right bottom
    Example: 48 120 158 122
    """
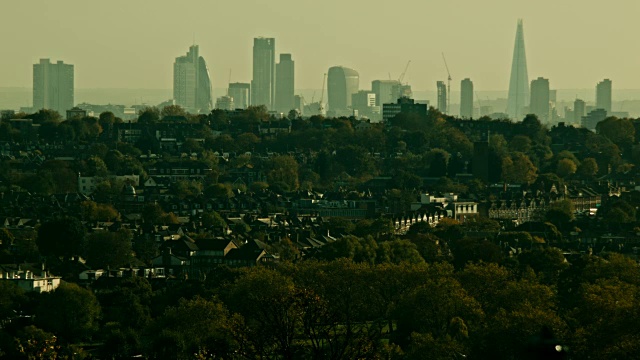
506 19 529 120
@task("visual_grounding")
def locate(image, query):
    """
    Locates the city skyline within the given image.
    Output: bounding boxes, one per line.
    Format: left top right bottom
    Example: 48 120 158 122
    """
1 0 639 93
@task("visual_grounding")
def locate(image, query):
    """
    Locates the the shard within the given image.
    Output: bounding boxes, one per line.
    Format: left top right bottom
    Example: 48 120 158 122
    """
506 19 529 120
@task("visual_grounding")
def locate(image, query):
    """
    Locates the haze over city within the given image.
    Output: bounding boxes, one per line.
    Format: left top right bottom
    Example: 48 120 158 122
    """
2 0 639 93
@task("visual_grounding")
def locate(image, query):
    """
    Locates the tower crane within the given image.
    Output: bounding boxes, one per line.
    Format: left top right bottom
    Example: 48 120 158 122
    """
442 53 452 113
318 73 327 114
398 60 412 84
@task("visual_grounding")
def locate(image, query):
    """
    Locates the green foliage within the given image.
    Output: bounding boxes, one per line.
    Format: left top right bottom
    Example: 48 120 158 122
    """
36 216 87 259
86 229 134 269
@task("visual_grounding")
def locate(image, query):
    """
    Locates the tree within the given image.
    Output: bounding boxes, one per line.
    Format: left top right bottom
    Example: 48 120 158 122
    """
556 158 577 178
86 229 134 269
37 217 87 259
502 152 538 184
577 157 599 178
596 117 635 150
265 155 299 191
35 283 101 342
147 297 239 359
137 107 160 124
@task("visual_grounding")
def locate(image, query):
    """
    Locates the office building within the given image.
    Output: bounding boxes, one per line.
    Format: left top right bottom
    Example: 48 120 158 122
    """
582 108 607 131
327 66 359 114
460 78 474 118
596 79 612 113
251 37 276 109
382 97 427 122
215 96 235 111
574 99 586 124
228 83 250 109
372 80 401 107
33 59 74 115
275 54 295 113
506 19 530 120
294 95 305 116
437 81 447 113
352 91 377 118
530 77 550 122
173 45 212 113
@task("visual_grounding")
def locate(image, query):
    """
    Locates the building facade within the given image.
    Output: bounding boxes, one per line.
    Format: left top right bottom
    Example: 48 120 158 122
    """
460 78 474 118
596 79 612 113
382 97 427 122
33 59 74 116
530 77 550 122
327 66 359 115
173 45 212 113
574 99 586 124
251 37 276 110
275 54 295 113
506 19 530 120
215 96 235 111
437 81 447 113
372 80 401 107
228 83 250 109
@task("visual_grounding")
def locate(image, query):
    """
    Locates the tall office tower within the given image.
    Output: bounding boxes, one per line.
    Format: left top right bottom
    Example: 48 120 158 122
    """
530 77 550 122
275 54 295 113
574 99 586 123
460 78 474 118
372 80 401 106
33 59 74 116
596 79 612 113
437 81 447 113
251 37 276 109
294 95 305 116
506 19 530 120
228 83 250 109
327 66 359 114
173 45 212 113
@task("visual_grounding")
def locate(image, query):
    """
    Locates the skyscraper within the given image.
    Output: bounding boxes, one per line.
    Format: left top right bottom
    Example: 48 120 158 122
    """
228 83 250 109
574 99 586 123
596 79 612 113
460 78 474 118
530 77 550 122
327 66 359 115
506 19 529 120
275 54 295 113
372 80 401 106
251 37 276 109
33 59 74 116
437 81 447 113
173 45 212 113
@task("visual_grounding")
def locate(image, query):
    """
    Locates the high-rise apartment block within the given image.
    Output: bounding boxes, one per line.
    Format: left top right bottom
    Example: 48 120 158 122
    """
228 83 250 109
33 59 74 116
327 66 359 115
460 78 474 118
251 38 276 110
596 79 612 113
173 45 212 113
506 20 529 120
573 99 586 124
275 54 295 113
437 81 447 113
530 77 550 122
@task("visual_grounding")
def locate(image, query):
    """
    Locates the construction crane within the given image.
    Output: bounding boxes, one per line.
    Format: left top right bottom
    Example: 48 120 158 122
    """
442 53 452 113
226 69 232 96
398 60 411 84
318 73 327 114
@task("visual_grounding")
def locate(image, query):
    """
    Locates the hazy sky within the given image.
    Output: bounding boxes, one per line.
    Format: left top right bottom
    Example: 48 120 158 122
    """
2 0 639 92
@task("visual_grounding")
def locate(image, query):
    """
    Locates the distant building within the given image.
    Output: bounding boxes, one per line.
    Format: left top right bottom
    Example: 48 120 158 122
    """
372 80 401 107
327 66 359 115
506 19 529 120
437 81 447 113
294 95 305 116
33 58 74 116
596 79 612 113
228 83 250 109
215 96 235 111
0 264 61 293
275 54 295 113
66 107 86 119
574 99 586 123
392 83 413 100
173 45 212 113
582 108 607 131
460 78 474 118
351 90 377 119
251 37 276 110
382 97 427 122
530 77 550 122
